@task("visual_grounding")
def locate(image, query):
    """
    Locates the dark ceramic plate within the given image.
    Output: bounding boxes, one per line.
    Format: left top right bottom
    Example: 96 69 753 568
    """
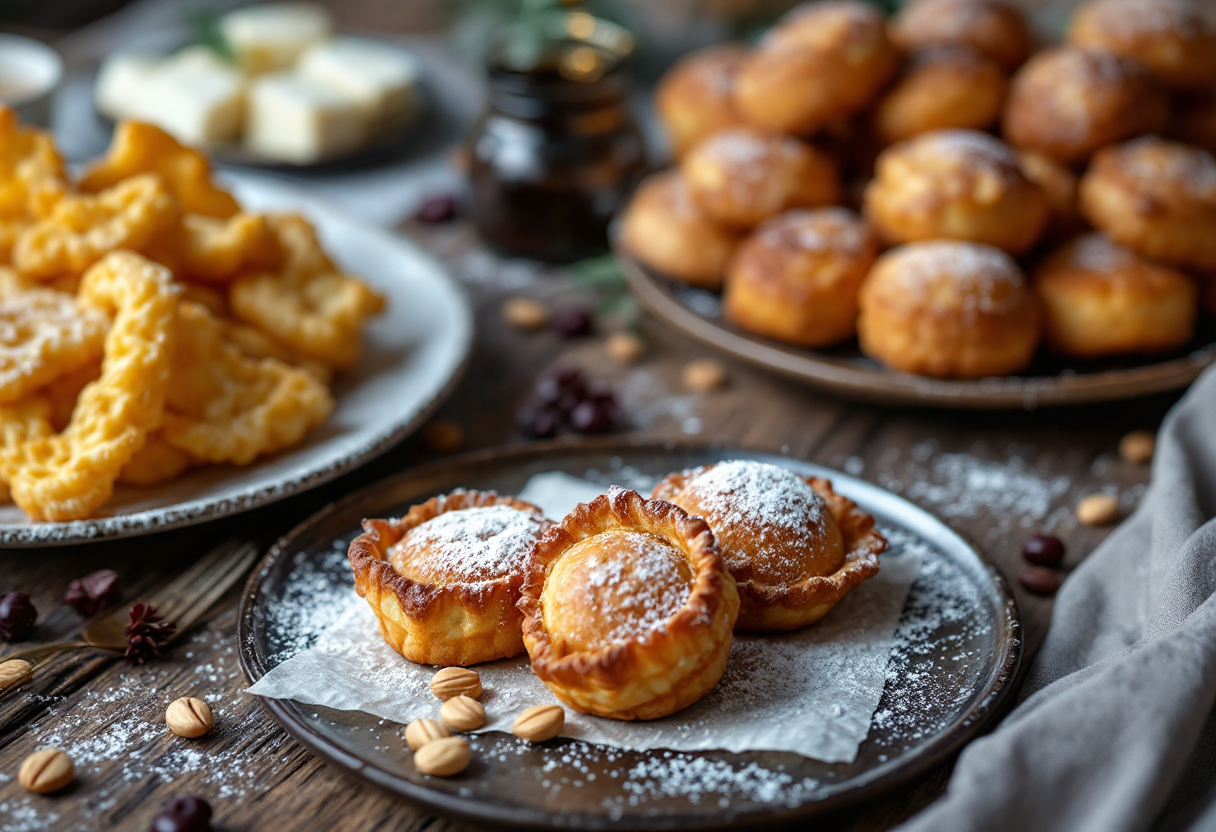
615 238 1216 410
239 439 1021 830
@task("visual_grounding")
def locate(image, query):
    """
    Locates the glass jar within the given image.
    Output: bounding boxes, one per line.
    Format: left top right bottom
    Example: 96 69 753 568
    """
468 13 647 262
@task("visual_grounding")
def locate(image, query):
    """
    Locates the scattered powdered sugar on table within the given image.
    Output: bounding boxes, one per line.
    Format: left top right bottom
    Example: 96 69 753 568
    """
389 505 545 583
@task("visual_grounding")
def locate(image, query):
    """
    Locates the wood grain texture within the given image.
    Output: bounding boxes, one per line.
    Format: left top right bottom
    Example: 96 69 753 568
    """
0 220 1168 831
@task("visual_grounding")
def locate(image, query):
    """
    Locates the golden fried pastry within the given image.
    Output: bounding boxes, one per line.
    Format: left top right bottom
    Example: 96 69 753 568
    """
863 130 1047 254
733 1 898 136
1018 150 1085 243
723 208 878 347
1033 233 1197 357
653 460 885 631
682 127 839 229
655 44 747 159
0 106 68 221
619 171 739 290
1070 0 1216 92
890 0 1031 71
349 490 552 667
1079 137 1216 269
518 487 738 720
1003 46 1168 165
872 47 1007 146
858 241 1041 377
1169 92 1216 155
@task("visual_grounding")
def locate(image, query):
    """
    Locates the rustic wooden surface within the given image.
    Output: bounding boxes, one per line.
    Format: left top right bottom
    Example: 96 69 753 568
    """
0 218 1174 831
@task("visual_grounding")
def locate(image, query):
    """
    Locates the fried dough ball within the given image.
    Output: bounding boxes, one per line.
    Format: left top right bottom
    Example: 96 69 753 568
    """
873 47 1007 146
889 0 1031 72
858 241 1040 377
655 44 747 159
682 127 840 229
1079 137 1216 269
619 171 739 290
724 208 878 348
1070 0 1216 92
1018 150 1085 243
1032 233 1197 358
1169 91 1216 155
1002 46 1168 165
733 1 898 136
863 129 1047 254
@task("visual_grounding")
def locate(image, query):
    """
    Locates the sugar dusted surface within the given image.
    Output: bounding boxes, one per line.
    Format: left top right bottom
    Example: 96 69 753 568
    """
389 505 544 584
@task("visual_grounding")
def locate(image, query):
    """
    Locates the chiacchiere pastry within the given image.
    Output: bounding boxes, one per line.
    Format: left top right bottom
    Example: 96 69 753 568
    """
653 460 885 631
348 490 551 667
518 487 739 721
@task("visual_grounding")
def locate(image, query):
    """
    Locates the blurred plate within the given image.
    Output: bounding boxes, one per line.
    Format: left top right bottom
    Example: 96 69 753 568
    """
615 236 1216 410
0 178 473 546
239 439 1021 831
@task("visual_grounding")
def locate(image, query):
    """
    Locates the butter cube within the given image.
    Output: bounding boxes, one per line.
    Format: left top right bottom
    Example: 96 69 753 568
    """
297 37 419 126
220 3 332 74
245 72 366 163
140 59 246 145
94 52 161 121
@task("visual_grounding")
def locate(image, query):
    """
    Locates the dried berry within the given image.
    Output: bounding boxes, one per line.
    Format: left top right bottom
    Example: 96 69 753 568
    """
551 306 593 337
64 569 122 617
151 795 212 832
535 367 587 415
570 388 619 434
1022 534 1065 567
0 592 37 641
125 603 176 665
515 404 562 439
1019 566 1060 595
415 194 457 224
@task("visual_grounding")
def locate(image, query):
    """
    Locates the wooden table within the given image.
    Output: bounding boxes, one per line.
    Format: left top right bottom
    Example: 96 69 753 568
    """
0 219 1171 831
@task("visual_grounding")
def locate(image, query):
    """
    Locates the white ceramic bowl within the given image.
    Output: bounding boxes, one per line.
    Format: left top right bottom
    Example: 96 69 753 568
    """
0 34 64 125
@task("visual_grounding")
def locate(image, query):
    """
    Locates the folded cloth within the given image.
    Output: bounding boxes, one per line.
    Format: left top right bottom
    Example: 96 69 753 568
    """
898 365 1216 832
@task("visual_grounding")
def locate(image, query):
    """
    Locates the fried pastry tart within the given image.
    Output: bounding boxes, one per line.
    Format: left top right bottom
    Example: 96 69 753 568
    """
655 44 748 159
1002 46 1168 165
723 208 879 348
619 171 739 290
857 240 1041 378
889 0 1031 72
1079 137 1216 270
873 47 1008 147
733 1 898 136
1070 0 1216 92
1032 233 1197 358
863 130 1047 254
653 460 884 632
518 487 739 721
682 127 840 229
349 490 551 667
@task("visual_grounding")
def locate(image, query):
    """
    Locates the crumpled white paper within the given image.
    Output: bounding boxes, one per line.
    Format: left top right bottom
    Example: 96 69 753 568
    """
247 472 922 764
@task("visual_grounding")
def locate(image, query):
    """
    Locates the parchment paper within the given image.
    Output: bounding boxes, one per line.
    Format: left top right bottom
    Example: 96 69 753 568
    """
247 473 922 764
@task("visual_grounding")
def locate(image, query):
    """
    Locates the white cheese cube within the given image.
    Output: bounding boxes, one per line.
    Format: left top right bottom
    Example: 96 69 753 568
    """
94 52 161 121
220 3 332 74
245 71 367 163
297 37 419 126
140 60 246 145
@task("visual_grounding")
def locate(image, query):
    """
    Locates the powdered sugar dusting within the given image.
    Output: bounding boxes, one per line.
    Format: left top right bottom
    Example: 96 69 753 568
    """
390 505 545 584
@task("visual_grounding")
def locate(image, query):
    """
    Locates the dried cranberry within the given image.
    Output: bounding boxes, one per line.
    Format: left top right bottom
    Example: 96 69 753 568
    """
64 569 122 618
551 306 593 337
515 404 562 439
570 398 618 434
1018 567 1060 595
124 603 176 665
415 194 457 224
1022 534 1065 567
151 795 212 832
0 592 36 641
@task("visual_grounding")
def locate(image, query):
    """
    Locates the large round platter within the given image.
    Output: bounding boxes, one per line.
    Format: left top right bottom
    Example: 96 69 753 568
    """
239 439 1021 830
0 179 473 546
615 239 1216 410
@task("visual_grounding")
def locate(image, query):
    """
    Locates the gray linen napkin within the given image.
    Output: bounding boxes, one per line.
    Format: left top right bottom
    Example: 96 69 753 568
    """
898 365 1216 832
